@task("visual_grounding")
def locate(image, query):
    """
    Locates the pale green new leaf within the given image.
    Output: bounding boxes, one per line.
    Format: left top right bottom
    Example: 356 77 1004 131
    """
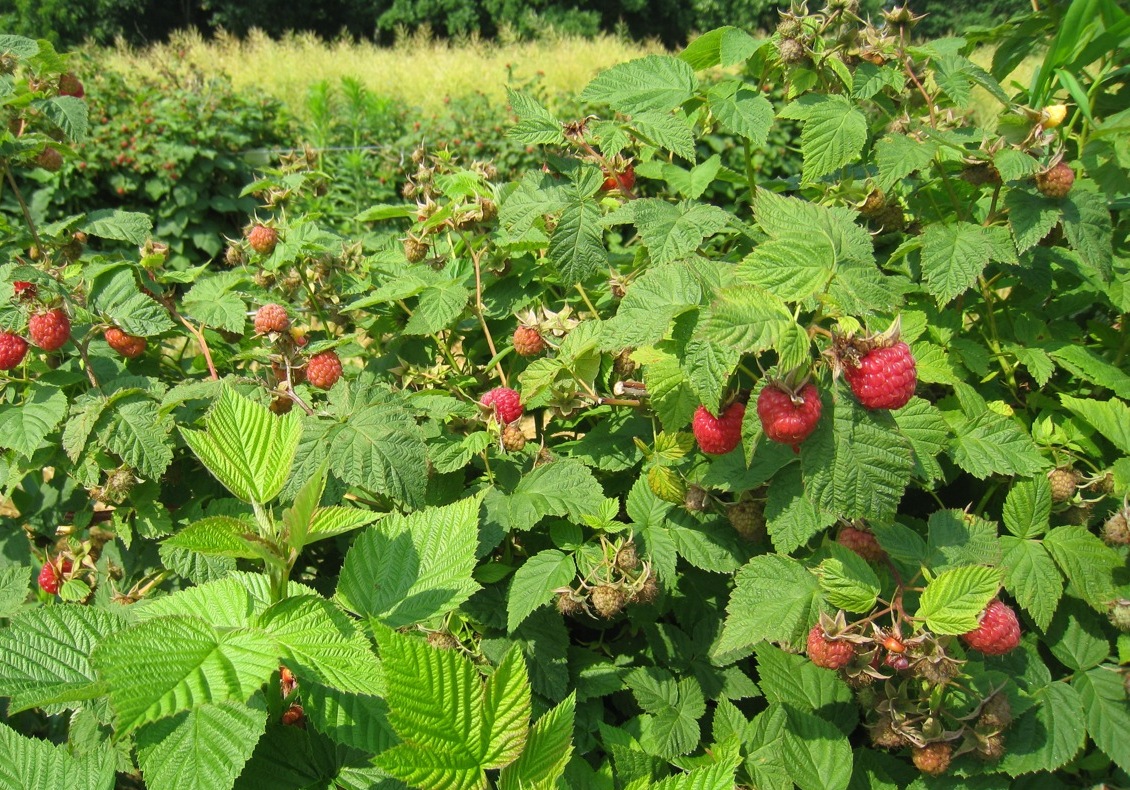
715 555 822 657
777 95 868 181
133 573 312 630
303 681 396 753
915 565 1001 635
0 722 115 790
0 606 125 714
93 615 279 733
306 506 382 544
505 88 565 145
179 387 301 504
257 596 383 696
136 698 267 790
680 26 761 69
1000 537 1062 631
650 757 740 790
581 55 697 114
163 516 263 559
507 549 577 633
337 495 481 627
281 461 327 550
482 645 532 768
819 548 881 614
498 693 576 790
1059 395 1130 454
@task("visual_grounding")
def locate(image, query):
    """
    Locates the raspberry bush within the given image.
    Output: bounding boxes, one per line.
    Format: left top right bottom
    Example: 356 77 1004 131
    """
1 2 1129 787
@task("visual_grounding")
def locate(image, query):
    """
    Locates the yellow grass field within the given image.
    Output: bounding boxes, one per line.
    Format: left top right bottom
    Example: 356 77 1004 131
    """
104 28 663 116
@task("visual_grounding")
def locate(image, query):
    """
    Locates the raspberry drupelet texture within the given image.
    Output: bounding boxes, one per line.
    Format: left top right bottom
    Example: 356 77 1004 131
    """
692 402 745 455
480 387 522 424
757 382 822 450
306 350 343 389
0 332 29 369
105 328 147 358
807 625 855 669
512 326 546 357
28 308 71 351
254 303 290 334
962 599 1021 655
247 224 279 255
844 341 917 410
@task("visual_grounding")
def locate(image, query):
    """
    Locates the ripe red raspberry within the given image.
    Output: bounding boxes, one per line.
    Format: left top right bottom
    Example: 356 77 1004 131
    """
837 525 887 562
12 281 37 300
306 350 342 389
104 327 147 358
37 559 72 595
480 386 522 424
844 342 917 410
962 599 1021 655
692 402 745 455
247 224 278 255
806 625 855 669
512 326 546 357
756 382 822 450
254 303 290 334
0 332 29 369
912 742 953 776
601 165 635 192
58 73 85 98
501 423 527 452
1036 162 1074 199
28 308 71 351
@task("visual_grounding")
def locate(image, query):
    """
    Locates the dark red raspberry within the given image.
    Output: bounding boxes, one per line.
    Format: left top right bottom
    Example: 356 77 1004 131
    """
28 308 70 351
837 525 887 562
247 224 278 255
1035 162 1074 199
306 350 342 390
601 165 635 192
254 303 290 334
962 599 1021 655
0 332 29 369
35 147 63 172
104 327 147 358
37 558 72 595
513 326 546 357
12 281 37 300
844 342 917 410
692 402 745 455
58 73 84 98
280 703 305 727
806 625 855 669
912 742 953 776
480 387 522 424
756 382 821 450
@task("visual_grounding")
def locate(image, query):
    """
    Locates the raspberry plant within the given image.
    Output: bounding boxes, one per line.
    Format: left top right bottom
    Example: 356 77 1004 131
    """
2 1 1130 787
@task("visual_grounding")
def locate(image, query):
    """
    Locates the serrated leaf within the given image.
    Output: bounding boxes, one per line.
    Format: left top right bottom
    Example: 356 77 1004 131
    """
1059 395 1130 454
1005 190 1061 252
180 387 300 504
819 549 881 614
874 134 938 192
548 195 606 284
921 222 1014 305
499 460 605 532
506 88 565 145
628 199 732 266
1002 477 1051 539
102 397 175 480
1061 187 1113 281
780 704 852 790
134 573 300 630
581 55 697 114
999 681 1084 776
0 384 68 458
950 407 1048 479
697 284 794 355
1043 526 1120 611
163 516 262 559
650 758 740 790
715 555 822 656
506 550 576 633
707 81 773 146
0 606 125 714
482 645 531 767
86 264 176 336
404 280 471 335
303 681 395 753
37 95 88 142
630 111 696 161
0 721 115 790
1045 598 1109 671
777 95 867 181
337 495 481 628
915 565 1000 635
1000 537 1062 631
257 595 383 696
1074 667 1130 774
755 646 854 735
136 698 267 790
498 693 576 790
326 402 429 509
93 615 279 734
889 397 949 482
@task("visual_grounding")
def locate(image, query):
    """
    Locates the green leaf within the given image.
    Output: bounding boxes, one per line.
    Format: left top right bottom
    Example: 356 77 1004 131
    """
1000 537 1062 631
326 402 429 509
163 516 263 559
1061 187 1113 281
482 644 532 767
780 704 852 790
1005 190 1061 252
1002 477 1051 538
548 193 606 284
627 668 705 758
257 595 383 696
650 757 739 790
581 55 697 114
766 464 837 555
305 506 381 544
93 615 279 734
818 547 881 614
715 555 822 657
0 606 125 714
82 208 153 243
181 274 247 333
1043 526 1120 611
1045 598 1110 672
627 199 733 266
1059 395 1130 454
1074 667 1130 774
102 398 174 480
915 565 1001 635
874 134 938 193
86 263 176 336
706 81 773 146
404 280 471 335
927 509 1000 572
302 681 395 754
506 549 576 633
0 721 115 790
134 573 302 630
505 88 565 145
999 681 1084 776
602 264 703 348
0 566 28 620
777 95 868 181
680 26 761 69
950 407 1048 479
697 284 794 356
630 111 696 161
136 698 267 790
920 222 1015 305
0 384 68 459
890 397 949 483
337 495 481 628
179 387 301 504
497 693 576 790
499 460 605 532
755 646 854 735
